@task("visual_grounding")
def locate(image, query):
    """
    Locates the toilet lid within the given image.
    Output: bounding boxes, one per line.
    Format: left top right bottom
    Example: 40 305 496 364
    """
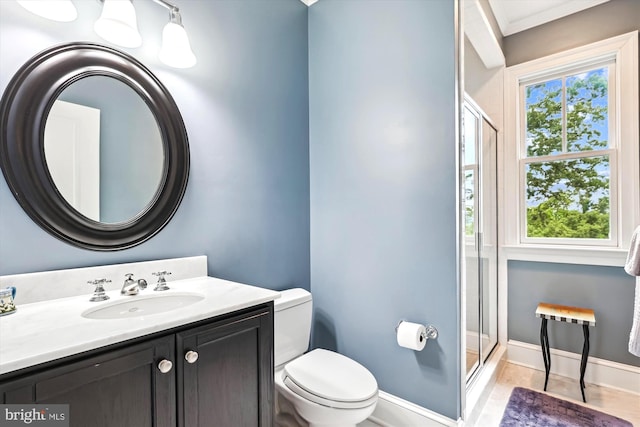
283 349 378 409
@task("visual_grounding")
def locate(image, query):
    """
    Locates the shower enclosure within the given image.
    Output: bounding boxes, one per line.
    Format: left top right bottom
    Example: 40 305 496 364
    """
463 97 498 383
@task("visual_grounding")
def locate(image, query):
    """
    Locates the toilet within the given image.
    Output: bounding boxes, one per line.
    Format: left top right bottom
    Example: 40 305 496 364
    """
274 288 378 427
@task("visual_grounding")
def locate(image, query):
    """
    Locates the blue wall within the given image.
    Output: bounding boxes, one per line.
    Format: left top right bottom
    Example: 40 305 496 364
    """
509 261 640 367
309 0 460 419
0 0 310 291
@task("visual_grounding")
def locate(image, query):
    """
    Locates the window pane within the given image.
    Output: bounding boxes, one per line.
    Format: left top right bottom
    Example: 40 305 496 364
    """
525 78 562 157
525 155 610 239
465 169 475 236
566 67 609 152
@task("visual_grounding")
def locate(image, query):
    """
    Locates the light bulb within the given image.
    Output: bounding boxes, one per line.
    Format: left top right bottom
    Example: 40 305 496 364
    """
159 21 197 69
94 0 142 48
17 0 77 22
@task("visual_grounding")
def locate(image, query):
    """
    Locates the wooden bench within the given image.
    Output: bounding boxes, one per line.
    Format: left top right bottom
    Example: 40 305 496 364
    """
535 302 596 402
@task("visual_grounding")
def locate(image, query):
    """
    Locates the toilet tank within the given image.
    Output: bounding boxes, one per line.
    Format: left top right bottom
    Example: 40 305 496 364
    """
274 288 312 367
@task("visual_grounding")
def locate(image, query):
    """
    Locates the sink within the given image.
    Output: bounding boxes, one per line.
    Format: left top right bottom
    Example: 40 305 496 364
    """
82 293 205 320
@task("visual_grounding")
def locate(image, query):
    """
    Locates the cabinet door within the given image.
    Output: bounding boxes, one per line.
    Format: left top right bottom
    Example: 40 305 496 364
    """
0 335 176 427
177 306 273 427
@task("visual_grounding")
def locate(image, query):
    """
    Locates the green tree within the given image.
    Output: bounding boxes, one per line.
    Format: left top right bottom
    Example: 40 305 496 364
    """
525 69 610 239
465 170 474 236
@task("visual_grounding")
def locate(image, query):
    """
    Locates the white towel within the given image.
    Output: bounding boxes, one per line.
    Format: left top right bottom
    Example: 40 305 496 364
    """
629 277 640 357
626 226 640 357
624 226 640 276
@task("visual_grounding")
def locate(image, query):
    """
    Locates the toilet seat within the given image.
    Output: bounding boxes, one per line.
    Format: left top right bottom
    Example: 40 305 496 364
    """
283 349 378 409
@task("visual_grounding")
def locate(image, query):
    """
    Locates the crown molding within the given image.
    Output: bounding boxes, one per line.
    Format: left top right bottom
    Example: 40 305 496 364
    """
489 0 610 36
464 0 504 69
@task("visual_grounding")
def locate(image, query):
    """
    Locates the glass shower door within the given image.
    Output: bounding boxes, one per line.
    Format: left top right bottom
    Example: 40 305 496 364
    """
463 99 498 382
480 115 498 365
463 104 481 380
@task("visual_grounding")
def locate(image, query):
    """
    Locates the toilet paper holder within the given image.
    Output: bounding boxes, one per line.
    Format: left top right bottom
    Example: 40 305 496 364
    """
395 320 438 340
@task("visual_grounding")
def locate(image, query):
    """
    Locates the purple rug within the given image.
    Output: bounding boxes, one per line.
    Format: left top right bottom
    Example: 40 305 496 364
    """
499 387 632 427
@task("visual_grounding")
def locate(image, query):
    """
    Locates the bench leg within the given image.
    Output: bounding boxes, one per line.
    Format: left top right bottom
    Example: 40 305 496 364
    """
540 318 550 391
580 325 590 403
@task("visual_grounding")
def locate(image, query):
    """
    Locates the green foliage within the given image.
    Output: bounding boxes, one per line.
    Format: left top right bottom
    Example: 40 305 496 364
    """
527 202 609 239
524 69 610 239
526 81 562 157
465 207 474 236
465 170 474 236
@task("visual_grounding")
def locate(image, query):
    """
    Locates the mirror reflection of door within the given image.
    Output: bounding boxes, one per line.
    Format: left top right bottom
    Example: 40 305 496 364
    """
44 100 100 221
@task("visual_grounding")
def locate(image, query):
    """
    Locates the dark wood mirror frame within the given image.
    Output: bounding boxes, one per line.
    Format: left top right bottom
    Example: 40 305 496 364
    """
0 42 190 251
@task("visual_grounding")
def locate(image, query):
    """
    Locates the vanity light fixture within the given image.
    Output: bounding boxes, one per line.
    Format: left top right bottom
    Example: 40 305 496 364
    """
16 0 78 22
15 0 197 69
94 0 142 48
96 0 197 67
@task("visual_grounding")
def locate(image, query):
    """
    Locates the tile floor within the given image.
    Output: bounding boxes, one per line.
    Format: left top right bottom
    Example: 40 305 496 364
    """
471 362 640 426
297 361 640 426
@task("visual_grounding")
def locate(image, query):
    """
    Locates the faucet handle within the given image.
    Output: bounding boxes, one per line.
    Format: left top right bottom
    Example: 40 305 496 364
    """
88 278 112 286
152 271 172 279
88 279 111 302
152 271 171 291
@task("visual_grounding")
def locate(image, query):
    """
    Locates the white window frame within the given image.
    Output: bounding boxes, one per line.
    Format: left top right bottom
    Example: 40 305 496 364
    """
502 31 639 266
519 61 617 247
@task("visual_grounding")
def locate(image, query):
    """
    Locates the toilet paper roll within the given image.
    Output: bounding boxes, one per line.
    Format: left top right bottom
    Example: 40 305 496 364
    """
396 321 427 351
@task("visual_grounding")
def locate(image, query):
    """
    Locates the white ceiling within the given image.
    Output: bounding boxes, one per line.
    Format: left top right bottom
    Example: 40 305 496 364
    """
488 0 611 36
299 0 611 39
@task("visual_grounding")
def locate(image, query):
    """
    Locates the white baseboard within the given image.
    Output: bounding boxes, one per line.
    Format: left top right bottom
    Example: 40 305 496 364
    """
507 340 640 395
369 391 461 427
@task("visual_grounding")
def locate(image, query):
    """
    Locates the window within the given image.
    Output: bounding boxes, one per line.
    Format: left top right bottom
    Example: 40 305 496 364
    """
521 64 615 245
503 32 638 265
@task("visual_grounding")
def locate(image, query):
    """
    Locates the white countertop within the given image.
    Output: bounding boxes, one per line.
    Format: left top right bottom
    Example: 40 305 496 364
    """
0 276 280 376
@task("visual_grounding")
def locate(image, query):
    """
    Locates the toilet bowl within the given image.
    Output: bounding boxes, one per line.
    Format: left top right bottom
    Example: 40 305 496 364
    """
274 289 378 427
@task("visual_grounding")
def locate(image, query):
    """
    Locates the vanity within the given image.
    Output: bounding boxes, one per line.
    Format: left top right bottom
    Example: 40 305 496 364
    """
0 38 280 427
0 257 279 427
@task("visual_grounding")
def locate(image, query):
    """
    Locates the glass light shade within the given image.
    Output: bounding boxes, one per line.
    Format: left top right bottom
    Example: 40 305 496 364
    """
159 22 197 69
16 0 77 22
94 0 142 48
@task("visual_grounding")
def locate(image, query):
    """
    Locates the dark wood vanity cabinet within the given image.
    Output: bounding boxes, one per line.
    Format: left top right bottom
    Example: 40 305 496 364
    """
0 304 274 427
0 335 176 427
177 306 274 427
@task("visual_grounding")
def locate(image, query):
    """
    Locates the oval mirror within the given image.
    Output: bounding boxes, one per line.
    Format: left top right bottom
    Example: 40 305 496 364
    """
0 43 190 251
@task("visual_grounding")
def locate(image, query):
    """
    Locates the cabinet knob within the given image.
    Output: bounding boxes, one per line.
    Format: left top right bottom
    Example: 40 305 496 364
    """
158 359 173 374
185 350 199 364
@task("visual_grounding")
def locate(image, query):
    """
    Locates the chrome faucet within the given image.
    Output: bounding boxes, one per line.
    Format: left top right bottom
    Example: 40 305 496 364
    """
121 273 148 296
88 278 111 302
152 271 172 291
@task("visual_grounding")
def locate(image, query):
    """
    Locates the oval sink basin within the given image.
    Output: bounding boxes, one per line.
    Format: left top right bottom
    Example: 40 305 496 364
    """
82 293 204 320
